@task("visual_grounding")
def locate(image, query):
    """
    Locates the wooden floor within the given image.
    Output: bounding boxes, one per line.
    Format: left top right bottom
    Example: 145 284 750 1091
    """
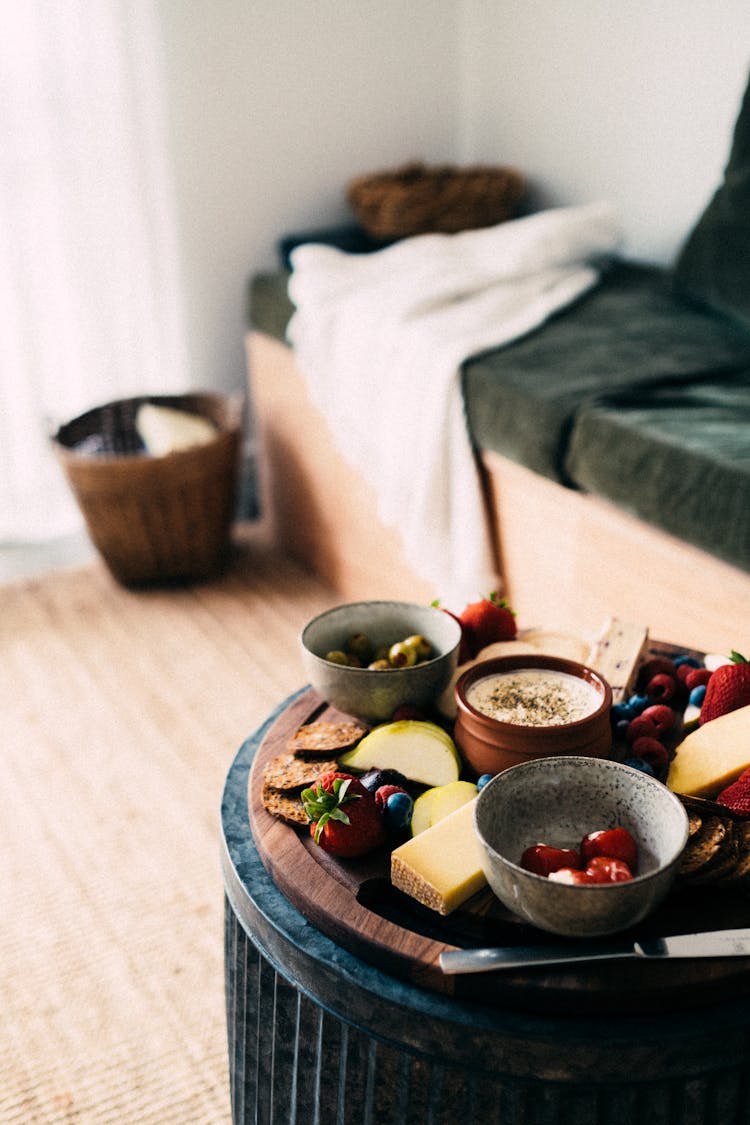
1 528 335 1125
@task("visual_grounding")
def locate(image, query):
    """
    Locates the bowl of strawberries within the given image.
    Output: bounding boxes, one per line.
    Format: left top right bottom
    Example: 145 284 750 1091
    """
474 755 689 937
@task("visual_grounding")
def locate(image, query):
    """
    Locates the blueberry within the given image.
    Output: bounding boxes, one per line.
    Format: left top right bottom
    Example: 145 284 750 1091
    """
689 684 707 707
611 702 636 724
614 718 631 740
384 791 413 831
627 693 650 715
623 756 655 776
673 655 701 669
477 773 493 791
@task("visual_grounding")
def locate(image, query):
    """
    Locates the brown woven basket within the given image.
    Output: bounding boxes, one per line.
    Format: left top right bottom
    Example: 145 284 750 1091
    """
52 392 243 586
347 161 526 239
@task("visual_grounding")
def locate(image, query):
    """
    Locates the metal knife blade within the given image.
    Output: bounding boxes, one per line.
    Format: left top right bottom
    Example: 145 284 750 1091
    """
440 928 750 974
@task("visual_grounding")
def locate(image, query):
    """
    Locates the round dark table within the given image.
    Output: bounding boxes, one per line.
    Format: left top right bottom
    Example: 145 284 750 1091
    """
221 690 750 1124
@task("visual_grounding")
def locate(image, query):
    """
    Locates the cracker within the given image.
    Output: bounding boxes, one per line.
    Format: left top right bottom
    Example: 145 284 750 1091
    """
261 784 309 827
287 720 367 757
678 816 729 876
262 753 339 792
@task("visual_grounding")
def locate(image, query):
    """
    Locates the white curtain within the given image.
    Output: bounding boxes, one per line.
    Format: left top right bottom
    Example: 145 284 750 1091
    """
0 1 189 541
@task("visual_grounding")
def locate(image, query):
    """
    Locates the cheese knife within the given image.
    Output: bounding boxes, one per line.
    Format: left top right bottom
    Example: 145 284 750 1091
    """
439 928 750 974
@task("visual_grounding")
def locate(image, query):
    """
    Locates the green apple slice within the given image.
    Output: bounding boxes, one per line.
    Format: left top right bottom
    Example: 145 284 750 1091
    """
411 779 478 836
338 720 461 787
430 779 478 823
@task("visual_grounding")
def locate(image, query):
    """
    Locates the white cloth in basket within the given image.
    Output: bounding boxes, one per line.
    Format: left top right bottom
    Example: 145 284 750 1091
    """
287 203 621 606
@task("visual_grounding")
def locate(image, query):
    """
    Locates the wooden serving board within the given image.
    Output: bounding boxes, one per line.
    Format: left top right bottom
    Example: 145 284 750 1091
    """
249 688 750 1017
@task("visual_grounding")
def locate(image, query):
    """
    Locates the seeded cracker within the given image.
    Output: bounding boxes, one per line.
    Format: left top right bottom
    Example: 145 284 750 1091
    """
262 753 339 791
261 784 309 826
287 720 367 758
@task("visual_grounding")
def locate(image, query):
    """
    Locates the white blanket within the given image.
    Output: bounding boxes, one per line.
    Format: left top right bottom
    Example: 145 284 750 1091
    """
287 203 621 606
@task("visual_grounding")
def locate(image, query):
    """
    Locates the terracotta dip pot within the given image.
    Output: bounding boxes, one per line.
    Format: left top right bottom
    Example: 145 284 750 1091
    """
454 654 613 777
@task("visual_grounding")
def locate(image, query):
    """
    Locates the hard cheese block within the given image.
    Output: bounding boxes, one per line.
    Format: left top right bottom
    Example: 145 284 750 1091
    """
586 616 649 703
667 703 750 796
390 798 486 915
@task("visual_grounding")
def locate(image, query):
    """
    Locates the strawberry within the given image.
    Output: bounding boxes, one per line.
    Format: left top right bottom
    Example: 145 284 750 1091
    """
699 651 750 725
458 592 517 657
301 771 387 857
717 768 750 819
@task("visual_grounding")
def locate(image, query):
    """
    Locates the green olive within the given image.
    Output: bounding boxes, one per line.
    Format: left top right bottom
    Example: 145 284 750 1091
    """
368 658 391 670
403 634 432 660
345 632 373 662
389 640 418 668
324 650 350 665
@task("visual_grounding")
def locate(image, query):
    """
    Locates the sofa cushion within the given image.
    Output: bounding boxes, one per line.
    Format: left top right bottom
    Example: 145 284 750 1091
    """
564 375 750 572
461 260 750 481
673 70 750 330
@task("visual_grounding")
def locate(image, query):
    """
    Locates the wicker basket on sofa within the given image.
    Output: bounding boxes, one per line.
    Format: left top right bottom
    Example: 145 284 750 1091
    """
53 392 242 585
346 161 526 239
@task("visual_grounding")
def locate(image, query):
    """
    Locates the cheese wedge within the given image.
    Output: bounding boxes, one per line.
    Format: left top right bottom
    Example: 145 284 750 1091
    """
587 616 649 703
390 798 486 915
667 703 750 797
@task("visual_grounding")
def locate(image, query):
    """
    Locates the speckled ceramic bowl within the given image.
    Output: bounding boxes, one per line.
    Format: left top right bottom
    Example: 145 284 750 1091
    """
301 601 461 723
474 756 689 938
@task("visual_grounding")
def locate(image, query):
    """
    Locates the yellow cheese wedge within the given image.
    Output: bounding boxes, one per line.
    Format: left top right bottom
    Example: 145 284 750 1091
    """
586 616 649 703
667 703 750 797
390 798 486 915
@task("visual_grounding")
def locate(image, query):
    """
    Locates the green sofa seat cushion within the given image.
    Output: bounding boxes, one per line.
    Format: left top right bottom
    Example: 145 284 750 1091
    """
565 376 750 572
461 260 750 481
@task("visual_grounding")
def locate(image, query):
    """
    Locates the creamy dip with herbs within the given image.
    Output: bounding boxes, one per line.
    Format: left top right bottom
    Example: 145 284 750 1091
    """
467 668 600 726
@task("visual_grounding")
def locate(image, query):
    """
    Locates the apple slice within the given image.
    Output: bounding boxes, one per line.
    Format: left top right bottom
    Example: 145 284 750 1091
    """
411 787 443 836
430 779 478 823
412 779 478 836
338 720 461 787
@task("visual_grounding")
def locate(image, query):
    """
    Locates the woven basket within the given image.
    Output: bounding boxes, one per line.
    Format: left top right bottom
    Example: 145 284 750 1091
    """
346 161 526 239
52 392 242 586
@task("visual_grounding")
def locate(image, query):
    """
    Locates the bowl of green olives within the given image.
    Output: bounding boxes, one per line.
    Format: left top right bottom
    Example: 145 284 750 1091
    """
301 600 462 722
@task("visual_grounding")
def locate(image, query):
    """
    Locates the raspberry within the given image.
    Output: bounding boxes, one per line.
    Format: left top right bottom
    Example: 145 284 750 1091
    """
640 703 675 735
637 657 676 690
646 673 678 702
374 783 409 811
630 736 669 770
626 714 659 743
685 667 712 690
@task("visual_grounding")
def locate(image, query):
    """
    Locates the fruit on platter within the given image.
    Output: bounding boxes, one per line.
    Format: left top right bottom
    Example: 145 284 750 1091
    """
302 772 388 858
410 779 477 836
716 767 750 818
338 720 461 787
458 592 517 657
520 826 638 885
700 651 750 725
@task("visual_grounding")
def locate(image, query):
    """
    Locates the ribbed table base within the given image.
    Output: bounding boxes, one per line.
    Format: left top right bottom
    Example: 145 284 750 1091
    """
225 904 748 1125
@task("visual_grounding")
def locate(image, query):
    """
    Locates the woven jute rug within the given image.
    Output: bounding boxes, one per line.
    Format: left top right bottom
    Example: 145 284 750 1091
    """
0 531 333 1124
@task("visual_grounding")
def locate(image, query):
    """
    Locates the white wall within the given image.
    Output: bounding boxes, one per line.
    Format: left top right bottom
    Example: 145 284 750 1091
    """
153 0 461 396
151 1 750 397
460 0 750 264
